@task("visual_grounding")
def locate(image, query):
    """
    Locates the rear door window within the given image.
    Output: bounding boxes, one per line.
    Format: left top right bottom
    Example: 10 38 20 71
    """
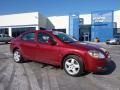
21 32 35 42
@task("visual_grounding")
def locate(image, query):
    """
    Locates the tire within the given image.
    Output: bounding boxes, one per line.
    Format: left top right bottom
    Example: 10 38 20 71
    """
63 55 84 77
13 49 24 63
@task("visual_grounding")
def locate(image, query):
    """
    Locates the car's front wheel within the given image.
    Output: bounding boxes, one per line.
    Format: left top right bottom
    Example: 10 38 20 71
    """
63 55 84 77
13 49 24 63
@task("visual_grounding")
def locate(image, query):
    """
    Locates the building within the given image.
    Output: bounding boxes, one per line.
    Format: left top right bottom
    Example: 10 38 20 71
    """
48 16 69 34
48 10 120 42
0 12 54 37
0 10 120 42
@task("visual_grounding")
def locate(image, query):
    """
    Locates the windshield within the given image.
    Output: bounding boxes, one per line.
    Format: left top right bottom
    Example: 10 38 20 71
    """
53 32 78 43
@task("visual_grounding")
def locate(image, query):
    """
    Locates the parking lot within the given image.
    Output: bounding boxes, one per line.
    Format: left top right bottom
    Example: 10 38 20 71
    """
0 43 120 90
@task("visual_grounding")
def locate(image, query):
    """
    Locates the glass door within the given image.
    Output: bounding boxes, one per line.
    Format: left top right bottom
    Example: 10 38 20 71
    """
83 32 90 41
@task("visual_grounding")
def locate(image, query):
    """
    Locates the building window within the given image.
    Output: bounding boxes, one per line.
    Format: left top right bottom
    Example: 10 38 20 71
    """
52 29 66 33
39 27 46 30
80 18 84 25
12 27 36 37
0 28 9 35
79 25 91 41
117 28 120 34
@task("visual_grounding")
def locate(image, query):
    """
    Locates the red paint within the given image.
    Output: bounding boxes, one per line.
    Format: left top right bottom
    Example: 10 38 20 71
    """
10 30 110 73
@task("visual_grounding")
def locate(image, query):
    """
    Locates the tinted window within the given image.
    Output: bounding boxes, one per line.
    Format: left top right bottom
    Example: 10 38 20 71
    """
53 32 78 43
38 32 53 43
12 27 35 37
0 28 8 35
22 32 35 42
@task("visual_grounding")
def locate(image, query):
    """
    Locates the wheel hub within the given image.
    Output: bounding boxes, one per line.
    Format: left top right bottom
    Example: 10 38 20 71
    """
65 58 80 75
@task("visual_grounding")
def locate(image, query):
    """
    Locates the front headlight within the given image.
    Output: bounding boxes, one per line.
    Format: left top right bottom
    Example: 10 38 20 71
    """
88 50 105 59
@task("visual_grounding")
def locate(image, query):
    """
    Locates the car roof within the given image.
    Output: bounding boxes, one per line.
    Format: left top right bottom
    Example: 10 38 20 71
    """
37 30 53 33
20 30 64 37
27 30 63 34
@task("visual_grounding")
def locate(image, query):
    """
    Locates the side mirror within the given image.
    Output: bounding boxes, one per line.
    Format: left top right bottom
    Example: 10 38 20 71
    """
47 39 57 45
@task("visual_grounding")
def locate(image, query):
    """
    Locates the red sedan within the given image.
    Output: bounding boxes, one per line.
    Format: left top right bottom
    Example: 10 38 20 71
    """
10 30 110 76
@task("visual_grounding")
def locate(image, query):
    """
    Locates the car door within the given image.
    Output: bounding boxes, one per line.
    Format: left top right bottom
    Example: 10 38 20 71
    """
20 32 37 60
35 32 60 65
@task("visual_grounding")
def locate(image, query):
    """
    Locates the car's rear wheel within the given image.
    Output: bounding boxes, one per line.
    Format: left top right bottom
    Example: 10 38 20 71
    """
63 55 84 77
13 49 24 63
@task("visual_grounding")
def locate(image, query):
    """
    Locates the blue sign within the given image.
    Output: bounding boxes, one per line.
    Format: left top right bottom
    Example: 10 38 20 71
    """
69 14 80 40
91 10 113 42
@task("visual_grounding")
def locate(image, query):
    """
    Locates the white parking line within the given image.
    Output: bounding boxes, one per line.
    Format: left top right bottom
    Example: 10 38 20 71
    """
41 69 50 90
111 54 120 56
0 60 15 90
3 52 12 56
48 70 59 90
24 63 42 90
9 63 29 90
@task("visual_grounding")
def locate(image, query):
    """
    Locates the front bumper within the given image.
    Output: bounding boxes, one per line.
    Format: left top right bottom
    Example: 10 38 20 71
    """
85 54 110 73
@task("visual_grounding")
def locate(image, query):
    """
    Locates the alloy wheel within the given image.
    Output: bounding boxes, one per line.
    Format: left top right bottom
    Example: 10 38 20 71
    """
14 50 21 62
65 58 80 75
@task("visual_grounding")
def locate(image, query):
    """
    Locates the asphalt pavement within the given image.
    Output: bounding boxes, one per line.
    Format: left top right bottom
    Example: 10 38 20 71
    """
0 42 120 90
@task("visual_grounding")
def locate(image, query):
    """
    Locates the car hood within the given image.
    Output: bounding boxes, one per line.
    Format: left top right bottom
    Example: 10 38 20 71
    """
68 42 103 51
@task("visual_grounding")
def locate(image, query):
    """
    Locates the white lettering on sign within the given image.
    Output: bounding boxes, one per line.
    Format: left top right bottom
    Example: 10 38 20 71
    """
93 16 106 23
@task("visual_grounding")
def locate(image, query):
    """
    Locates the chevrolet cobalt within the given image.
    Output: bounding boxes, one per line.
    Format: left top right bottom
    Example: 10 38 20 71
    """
10 30 110 76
